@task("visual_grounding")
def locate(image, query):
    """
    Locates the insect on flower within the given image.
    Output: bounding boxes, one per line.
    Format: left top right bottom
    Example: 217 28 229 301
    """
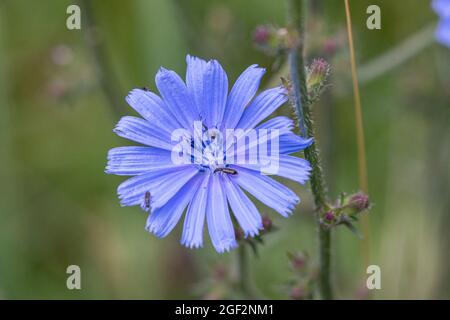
106 55 313 253
213 167 238 175
144 191 151 210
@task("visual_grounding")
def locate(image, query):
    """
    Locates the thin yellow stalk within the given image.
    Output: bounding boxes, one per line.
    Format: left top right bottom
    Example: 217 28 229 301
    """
344 0 370 268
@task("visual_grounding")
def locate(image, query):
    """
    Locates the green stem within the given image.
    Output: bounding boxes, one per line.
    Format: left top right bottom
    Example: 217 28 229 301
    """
268 23 435 89
287 0 333 299
237 244 258 299
359 23 435 85
79 0 123 118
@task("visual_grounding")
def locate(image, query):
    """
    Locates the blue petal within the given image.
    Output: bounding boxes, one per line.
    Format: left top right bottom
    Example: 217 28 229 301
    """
436 19 450 48
155 67 199 131
229 166 299 217
117 165 198 209
181 173 210 248
106 146 173 176
256 116 294 131
236 86 288 131
222 175 262 237
149 166 200 210
126 88 182 133
206 174 237 253
259 119 313 152
228 116 293 155
221 65 265 130
275 156 312 184
203 60 228 128
146 174 203 238
433 0 450 18
186 55 208 118
278 134 314 154
225 117 313 161
113 116 173 150
230 124 295 156
231 127 288 160
256 116 313 153
238 155 312 184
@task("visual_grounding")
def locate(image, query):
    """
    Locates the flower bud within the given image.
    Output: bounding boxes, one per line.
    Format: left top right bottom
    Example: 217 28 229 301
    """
322 38 338 57
290 284 305 300
289 252 307 270
348 193 370 212
253 25 271 46
262 215 273 231
253 25 299 55
307 58 331 89
324 211 334 221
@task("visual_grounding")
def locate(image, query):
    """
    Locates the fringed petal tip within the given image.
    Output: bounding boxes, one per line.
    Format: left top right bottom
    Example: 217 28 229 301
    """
243 222 264 238
215 239 239 254
181 240 203 250
158 66 169 73
277 85 288 95
304 137 314 148
186 54 206 64
145 223 166 239
280 198 300 218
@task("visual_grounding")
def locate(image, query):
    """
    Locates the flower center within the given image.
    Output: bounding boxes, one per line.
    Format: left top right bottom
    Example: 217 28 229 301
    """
189 126 227 172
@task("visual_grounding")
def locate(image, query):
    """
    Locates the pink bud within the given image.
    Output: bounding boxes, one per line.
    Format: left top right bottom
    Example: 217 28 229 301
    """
324 211 334 221
307 58 331 90
290 285 305 300
262 216 273 231
290 252 307 270
349 193 370 211
253 25 270 45
323 38 338 56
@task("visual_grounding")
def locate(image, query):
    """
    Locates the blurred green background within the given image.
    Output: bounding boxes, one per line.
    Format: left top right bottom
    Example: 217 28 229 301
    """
0 0 448 299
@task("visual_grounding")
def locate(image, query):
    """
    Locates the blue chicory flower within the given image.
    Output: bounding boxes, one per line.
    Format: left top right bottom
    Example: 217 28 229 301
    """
433 0 450 47
106 55 312 253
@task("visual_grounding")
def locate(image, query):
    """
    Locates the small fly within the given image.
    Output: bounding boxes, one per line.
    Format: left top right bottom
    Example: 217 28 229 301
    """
141 86 150 91
144 191 151 209
214 167 238 175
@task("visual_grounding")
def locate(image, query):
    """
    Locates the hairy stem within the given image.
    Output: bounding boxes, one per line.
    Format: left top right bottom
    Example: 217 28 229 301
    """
287 0 333 299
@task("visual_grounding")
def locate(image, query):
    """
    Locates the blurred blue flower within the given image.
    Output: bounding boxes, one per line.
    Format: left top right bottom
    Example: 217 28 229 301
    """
433 0 450 47
106 55 312 253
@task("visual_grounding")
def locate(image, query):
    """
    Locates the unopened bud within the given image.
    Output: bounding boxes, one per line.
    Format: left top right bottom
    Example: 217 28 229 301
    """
324 211 334 221
348 193 370 212
290 285 305 300
323 38 338 56
262 216 273 231
253 25 270 46
253 25 299 55
289 252 307 270
307 58 331 89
